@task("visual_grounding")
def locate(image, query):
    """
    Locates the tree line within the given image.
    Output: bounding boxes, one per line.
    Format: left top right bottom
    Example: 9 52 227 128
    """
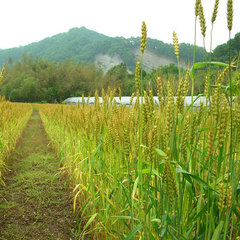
0 54 134 102
1 54 228 103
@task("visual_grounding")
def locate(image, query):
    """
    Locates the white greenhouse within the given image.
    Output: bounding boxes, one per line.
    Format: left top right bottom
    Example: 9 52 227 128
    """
64 96 209 108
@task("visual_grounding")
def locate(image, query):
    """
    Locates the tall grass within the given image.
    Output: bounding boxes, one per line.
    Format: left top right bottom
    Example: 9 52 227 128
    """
0 98 32 184
39 1 240 239
39 79 240 239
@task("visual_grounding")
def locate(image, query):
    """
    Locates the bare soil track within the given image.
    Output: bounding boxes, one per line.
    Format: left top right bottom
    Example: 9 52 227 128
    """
0 110 78 240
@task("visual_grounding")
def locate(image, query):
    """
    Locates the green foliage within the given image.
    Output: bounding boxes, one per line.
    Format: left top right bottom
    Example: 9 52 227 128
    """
1 53 216 102
1 55 138 102
103 63 135 95
0 27 236 103
0 27 206 72
213 32 240 62
1 55 105 102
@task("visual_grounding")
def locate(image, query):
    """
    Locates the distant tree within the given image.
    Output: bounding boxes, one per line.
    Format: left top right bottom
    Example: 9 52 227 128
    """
104 63 133 95
213 32 240 62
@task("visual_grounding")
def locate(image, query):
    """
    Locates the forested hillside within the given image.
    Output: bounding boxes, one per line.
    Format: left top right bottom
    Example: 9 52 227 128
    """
212 32 240 62
0 27 239 103
0 27 206 71
1 54 190 102
0 54 218 103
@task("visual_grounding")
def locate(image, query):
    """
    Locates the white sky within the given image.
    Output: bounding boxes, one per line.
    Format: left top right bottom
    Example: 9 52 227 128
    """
0 0 239 51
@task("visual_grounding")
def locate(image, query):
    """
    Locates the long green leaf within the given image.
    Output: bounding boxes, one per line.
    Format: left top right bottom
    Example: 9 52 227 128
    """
125 224 143 240
190 61 230 79
155 148 167 157
82 213 98 232
211 221 224 240
142 168 159 177
176 168 213 190
112 216 140 222
185 94 205 113
132 176 139 200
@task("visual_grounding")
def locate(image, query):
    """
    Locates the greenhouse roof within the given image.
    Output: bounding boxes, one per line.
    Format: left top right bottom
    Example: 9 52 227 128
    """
64 96 209 107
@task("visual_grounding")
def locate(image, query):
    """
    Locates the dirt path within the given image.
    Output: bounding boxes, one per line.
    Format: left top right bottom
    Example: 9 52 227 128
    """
0 110 78 240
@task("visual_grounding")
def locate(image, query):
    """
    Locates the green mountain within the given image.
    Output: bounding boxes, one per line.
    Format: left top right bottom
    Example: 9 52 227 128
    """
0 27 206 72
212 32 240 62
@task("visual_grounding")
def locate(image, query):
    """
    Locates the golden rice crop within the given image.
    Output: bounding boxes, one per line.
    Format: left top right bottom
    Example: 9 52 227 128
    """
38 75 240 239
38 2 240 239
0 98 32 184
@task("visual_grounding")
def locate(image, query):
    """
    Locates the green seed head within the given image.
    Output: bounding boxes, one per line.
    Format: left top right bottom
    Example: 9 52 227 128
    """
0 67 5 87
226 185 232 208
218 183 225 212
227 0 233 31
141 21 147 54
199 1 206 37
211 0 219 24
173 31 179 57
157 76 163 107
195 0 201 17
135 61 140 91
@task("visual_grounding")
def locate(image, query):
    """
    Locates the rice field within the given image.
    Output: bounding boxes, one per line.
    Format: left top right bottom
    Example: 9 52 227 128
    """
0 98 32 184
1 1 240 239
38 69 240 239
37 2 240 238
